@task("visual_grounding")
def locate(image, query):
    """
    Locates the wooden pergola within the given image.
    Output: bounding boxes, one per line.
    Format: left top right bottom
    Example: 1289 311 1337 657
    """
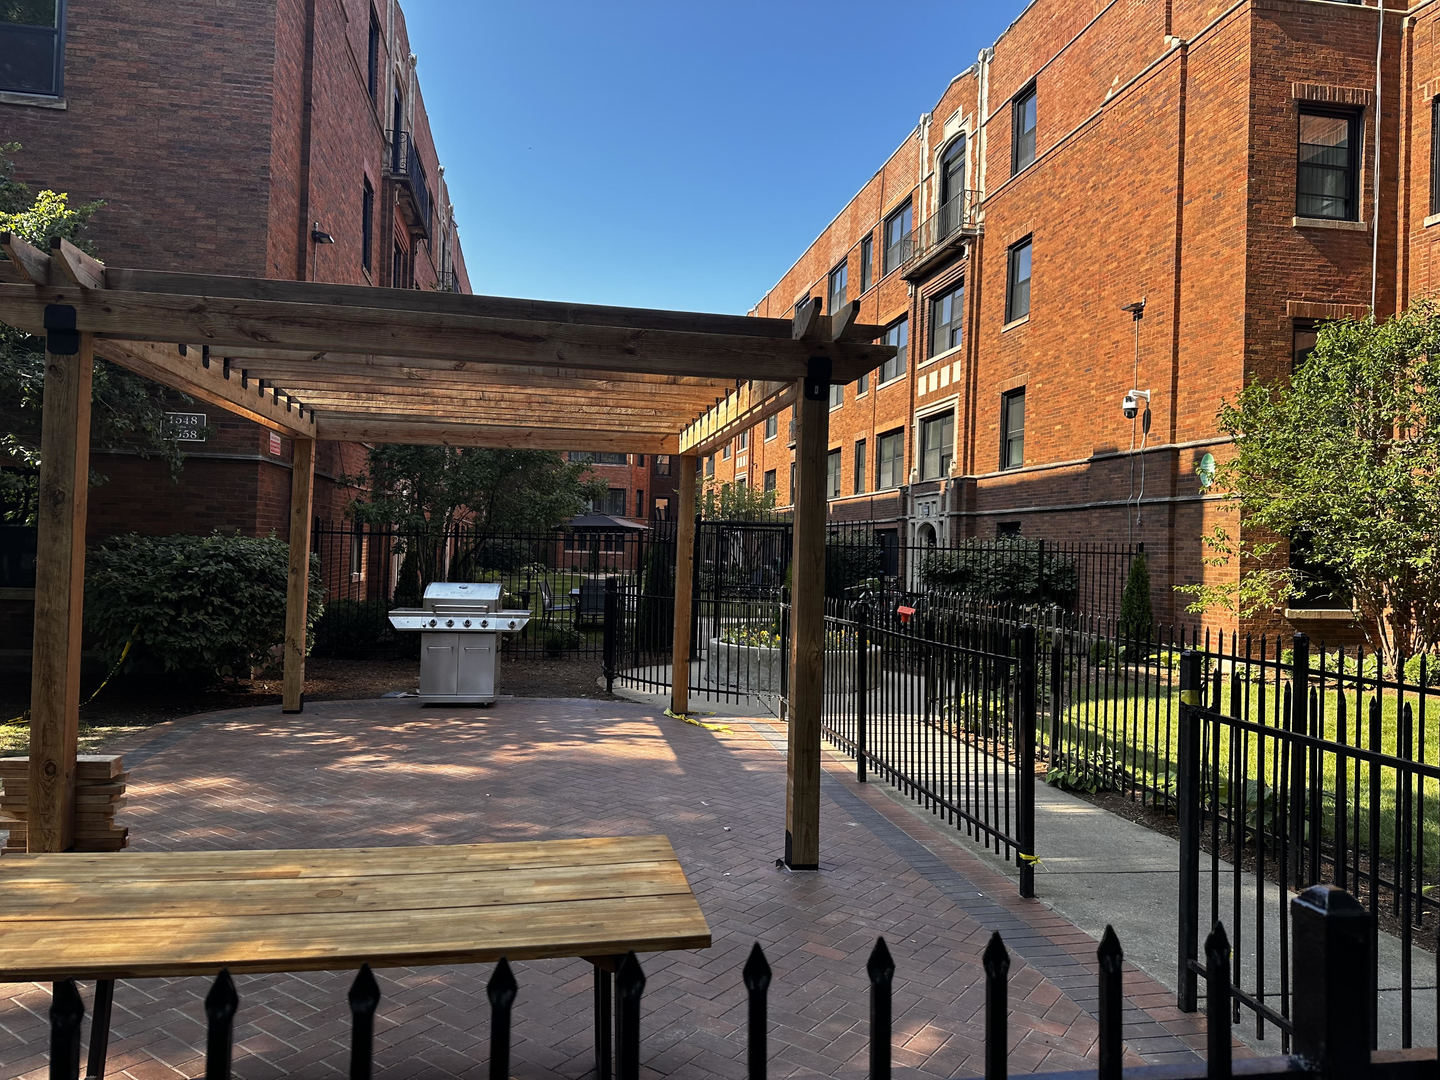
0 234 894 870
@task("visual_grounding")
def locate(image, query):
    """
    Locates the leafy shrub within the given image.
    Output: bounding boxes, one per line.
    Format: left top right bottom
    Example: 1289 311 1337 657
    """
85 533 323 685
537 624 585 655
918 538 1078 608
1404 653 1440 686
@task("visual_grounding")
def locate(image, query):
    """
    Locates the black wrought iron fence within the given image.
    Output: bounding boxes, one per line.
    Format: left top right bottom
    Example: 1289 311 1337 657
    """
41 889 1433 1080
1176 643 1440 1051
820 597 1039 896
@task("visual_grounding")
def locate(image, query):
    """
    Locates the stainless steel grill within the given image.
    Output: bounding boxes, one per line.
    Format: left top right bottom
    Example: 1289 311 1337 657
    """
388 582 531 705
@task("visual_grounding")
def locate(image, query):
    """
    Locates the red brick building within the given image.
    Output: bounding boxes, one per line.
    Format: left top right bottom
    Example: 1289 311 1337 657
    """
716 0 1406 631
0 0 470 650
1 0 468 534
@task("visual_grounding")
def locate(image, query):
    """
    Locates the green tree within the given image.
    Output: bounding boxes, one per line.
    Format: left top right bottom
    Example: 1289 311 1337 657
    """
699 478 779 521
348 445 605 597
1177 306 1440 667
1118 551 1153 652
0 143 184 522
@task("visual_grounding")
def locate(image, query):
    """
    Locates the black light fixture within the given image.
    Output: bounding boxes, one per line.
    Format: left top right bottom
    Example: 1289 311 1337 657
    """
1120 298 1145 321
311 223 335 245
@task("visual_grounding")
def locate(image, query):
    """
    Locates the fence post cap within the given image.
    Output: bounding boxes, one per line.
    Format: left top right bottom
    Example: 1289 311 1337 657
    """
1293 884 1369 920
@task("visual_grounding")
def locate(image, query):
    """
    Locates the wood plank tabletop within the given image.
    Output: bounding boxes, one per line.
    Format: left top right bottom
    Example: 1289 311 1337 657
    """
0 835 712 981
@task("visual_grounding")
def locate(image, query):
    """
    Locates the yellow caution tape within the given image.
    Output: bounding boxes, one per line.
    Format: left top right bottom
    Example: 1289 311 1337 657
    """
1 623 138 727
663 707 730 733
1019 852 1045 870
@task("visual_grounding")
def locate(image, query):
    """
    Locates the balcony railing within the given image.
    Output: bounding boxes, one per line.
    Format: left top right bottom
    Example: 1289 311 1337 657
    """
435 269 459 293
384 129 433 240
902 190 980 279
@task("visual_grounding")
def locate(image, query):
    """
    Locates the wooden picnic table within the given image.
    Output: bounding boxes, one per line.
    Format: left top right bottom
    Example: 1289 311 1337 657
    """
0 834 711 1079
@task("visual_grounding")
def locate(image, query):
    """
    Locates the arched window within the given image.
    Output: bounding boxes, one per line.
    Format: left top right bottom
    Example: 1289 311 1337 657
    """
939 136 967 238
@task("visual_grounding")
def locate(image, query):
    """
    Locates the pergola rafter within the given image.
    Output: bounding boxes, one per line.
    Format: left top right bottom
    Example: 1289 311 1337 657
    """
0 244 893 874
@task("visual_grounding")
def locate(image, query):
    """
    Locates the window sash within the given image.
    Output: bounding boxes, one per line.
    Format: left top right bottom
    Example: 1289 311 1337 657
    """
880 317 908 384
1432 99 1440 217
877 431 903 488
854 440 867 494
1012 86 1036 173
1297 108 1359 220
920 412 954 480
883 204 912 273
764 415 777 439
1006 240 1032 323
0 3 62 97
828 383 843 409
929 285 964 356
826 450 841 497
1001 389 1026 470
860 236 873 292
828 263 847 314
764 469 777 492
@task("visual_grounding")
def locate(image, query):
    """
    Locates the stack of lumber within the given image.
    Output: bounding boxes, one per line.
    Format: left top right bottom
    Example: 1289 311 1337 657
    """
0 755 129 854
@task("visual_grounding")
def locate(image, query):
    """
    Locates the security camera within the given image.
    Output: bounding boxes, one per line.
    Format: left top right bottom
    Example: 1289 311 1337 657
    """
1122 389 1150 419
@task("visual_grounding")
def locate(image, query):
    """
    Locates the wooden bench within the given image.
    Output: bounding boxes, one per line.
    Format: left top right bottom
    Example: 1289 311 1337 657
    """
0 835 710 1079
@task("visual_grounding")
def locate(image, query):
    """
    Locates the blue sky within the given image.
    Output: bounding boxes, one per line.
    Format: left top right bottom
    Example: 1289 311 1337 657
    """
403 2 1027 314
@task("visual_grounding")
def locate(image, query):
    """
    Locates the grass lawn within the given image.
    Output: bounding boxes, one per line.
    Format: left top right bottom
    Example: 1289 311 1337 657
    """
1045 667 1440 867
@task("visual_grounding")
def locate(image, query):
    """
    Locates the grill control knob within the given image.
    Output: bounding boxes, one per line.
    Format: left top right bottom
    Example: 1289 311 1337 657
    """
446 619 454 628
481 619 489 628
428 619 437 627
463 619 471 628
508 620 517 629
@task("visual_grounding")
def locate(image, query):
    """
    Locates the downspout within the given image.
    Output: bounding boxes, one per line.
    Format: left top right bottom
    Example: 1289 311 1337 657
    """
1369 0 1384 317
294 0 317 280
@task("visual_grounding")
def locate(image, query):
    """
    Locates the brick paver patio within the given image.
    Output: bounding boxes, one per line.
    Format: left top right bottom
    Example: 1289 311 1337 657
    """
0 697 1211 1078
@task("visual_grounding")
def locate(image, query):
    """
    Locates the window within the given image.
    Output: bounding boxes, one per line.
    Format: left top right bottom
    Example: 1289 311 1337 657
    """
635 490 645 518
1289 531 1351 609
828 383 843 409
857 371 869 396
883 202 913 275
764 415 777 440
929 283 964 357
827 449 842 498
939 136 968 237
1297 107 1361 221
367 7 381 103
1012 83 1037 174
764 469 777 493
920 411 954 480
735 475 747 489
1293 320 1318 371
997 521 1022 538
654 454 671 476
877 429 904 488
636 455 645 467
854 439 867 494
1433 99 1440 216
738 430 749 452
860 235 873 293
1001 388 1026 470
0 0 64 97
705 455 715 477
605 488 626 516
722 442 731 459
391 240 411 289
879 317 908 385
572 451 626 465
828 261 847 314
790 461 796 496
1005 237 1032 323
361 178 374 274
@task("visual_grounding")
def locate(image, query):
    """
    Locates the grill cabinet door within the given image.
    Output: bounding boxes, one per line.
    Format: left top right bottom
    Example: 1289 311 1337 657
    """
457 634 496 698
420 633 460 697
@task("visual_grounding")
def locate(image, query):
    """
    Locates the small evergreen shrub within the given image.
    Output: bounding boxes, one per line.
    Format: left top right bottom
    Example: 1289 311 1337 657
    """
1117 552 1153 659
85 533 323 685
918 538 1078 608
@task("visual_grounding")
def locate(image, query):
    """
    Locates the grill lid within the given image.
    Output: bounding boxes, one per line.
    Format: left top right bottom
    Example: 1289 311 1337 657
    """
422 582 501 611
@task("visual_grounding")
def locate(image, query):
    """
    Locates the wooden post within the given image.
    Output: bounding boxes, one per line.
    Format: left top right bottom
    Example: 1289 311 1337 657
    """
282 438 315 713
28 329 94 853
670 454 698 716
786 367 828 869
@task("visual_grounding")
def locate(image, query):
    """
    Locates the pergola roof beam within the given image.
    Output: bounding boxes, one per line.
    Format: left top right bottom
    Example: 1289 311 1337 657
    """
314 417 677 452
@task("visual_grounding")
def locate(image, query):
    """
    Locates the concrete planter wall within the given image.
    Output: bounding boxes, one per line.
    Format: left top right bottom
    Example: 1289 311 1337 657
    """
705 639 882 692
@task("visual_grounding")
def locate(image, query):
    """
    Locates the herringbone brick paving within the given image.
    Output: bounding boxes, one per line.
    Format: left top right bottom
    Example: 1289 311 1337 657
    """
0 697 1213 1078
